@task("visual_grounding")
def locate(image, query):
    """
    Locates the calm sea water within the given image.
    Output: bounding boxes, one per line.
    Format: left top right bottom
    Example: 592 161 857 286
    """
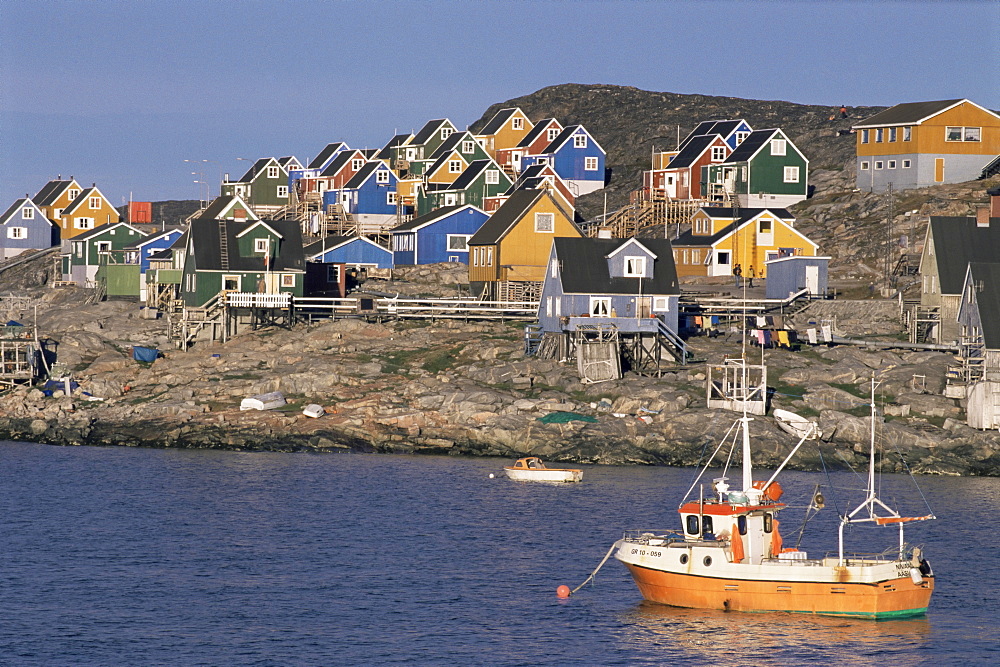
1 441 997 666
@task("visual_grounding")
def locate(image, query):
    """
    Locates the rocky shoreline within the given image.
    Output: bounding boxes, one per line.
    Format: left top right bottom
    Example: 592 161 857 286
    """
3 285 1000 476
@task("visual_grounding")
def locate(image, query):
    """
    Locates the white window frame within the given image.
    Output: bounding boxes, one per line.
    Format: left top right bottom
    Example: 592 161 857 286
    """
449 160 463 173
255 238 270 253
550 258 558 278
875 161 884 170
889 127 897 142
512 117 524 130
861 129 869 144
860 161 870 170
770 139 786 155
462 141 475 154
546 296 553 317
623 256 646 277
440 128 453 140
589 297 611 317
68 189 80 200
735 131 749 144
376 170 389 183
711 146 726 161
536 157 549 166
89 196 101 210
585 157 598 171
352 159 364 171
21 207 34 220
267 166 279 178
887 160 897 169
875 128 884 143
443 193 457 206
946 126 982 142
447 234 470 252
75 217 94 230
485 169 500 185
486 247 493 266
903 126 912 141
547 128 559 141
280 273 295 288
902 159 912 168
783 166 800 183
222 274 241 291
327 265 341 283
653 297 670 312
573 134 587 148
7 226 27 239
387 191 397 205
534 212 554 232
277 185 288 197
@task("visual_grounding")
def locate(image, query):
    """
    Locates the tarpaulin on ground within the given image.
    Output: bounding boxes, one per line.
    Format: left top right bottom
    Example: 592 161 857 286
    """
537 411 598 424
132 346 159 363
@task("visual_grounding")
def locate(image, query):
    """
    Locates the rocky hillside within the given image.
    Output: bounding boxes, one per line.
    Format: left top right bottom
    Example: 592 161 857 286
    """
469 83 886 218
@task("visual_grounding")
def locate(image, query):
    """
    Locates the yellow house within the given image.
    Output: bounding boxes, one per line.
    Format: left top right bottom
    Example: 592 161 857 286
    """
468 189 582 298
672 206 817 278
852 99 1000 192
57 186 121 239
424 150 471 186
33 178 83 225
476 107 534 158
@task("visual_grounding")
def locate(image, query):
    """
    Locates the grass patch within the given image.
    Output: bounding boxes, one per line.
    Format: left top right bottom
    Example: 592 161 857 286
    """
422 346 463 373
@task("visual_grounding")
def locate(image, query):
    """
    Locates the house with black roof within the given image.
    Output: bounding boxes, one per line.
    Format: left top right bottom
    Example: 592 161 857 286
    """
499 118 563 174
852 99 1000 192
521 125 606 196
0 197 59 259
703 129 809 208
475 107 533 161
221 157 292 215
415 159 512 216
389 204 488 266
956 262 1000 427
321 161 399 234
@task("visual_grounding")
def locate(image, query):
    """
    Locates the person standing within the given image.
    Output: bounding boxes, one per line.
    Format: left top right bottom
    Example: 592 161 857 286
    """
840 105 848 119
748 265 756 288
733 263 742 287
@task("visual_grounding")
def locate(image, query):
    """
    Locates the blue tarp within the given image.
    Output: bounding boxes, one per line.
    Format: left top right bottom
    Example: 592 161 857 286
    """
6 320 22 326
132 346 159 362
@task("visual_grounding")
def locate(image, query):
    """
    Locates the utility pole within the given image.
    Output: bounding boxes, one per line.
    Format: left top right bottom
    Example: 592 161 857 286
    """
884 182 894 292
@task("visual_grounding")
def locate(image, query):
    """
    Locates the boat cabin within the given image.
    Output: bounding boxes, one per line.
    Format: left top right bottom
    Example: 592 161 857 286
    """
510 457 546 470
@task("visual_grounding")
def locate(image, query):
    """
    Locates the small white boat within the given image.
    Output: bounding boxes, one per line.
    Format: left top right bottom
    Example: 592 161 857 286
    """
773 408 822 440
504 457 583 483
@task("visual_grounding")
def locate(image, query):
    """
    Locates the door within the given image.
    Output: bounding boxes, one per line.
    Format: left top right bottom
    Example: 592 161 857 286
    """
805 265 819 295
638 297 652 318
935 158 945 183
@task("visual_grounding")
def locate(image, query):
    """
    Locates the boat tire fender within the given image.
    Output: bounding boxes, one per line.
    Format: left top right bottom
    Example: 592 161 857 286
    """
909 567 923 585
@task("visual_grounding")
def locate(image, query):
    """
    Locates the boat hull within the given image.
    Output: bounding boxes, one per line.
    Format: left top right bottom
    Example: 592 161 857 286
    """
503 468 582 483
620 559 933 619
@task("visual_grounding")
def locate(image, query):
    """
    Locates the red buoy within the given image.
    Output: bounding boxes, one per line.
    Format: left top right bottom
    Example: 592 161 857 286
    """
556 585 571 598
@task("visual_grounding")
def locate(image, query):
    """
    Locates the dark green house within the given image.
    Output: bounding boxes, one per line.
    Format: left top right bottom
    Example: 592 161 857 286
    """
220 156 292 215
704 128 809 208
416 159 514 216
181 211 306 307
62 222 147 287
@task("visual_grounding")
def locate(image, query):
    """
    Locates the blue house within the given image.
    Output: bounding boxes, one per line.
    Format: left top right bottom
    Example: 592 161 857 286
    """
289 142 351 187
764 255 830 299
323 162 399 233
0 197 59 259
389 205 488 266
303 235 393 270
128 227 185 275
522 125 606 196
678 119 753 151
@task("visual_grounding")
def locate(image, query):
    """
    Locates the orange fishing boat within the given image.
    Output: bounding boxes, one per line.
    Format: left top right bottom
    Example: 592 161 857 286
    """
614 369 935 619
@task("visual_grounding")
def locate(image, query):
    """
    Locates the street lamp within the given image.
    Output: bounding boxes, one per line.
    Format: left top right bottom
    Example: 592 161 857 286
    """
184 159 221 199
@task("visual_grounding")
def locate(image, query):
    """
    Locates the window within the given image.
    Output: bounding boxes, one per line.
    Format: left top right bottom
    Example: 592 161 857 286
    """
223 275 240 291
341 192 351 205
736 131 749 144
74 242 83 258
903 126 912 141
443 193 456 206
281 273 295 288
653 297 670 311
376 170 389 183
759 219 772 234
472 247 480 267
770 138 786 155
875 161 884 169
682 249 689 264
573 134 587 148
53 208 62 218
21 207 34 220
387 191 397 205
947 126 982 142
590 297 610 316
486 247 493 265
711 146 726 161
7 227 27 239
68 189 80 200
555 297 561 317
860 161 870 170
717 251 730 265
447 234 470 251
267 166 279 178
889 127 897 142
686 515 699 535
485 169 500 185
449 160 463 173
89 196 101 209
534 212 554 232
585 157 598 171
888 160 896 169
902 159 912 168
536 157 549 166
96 241 111 253
861 129 869 144
512 117 524 130
547 127 559 141
327 265 341 283
783 166 799 183
75 217 93 230
623 256 646 277
875 128 884 143
352 159 364 171
763 513 773 533
546 296 552 317
440 128 453 140
462 141 475 154
550 258 558 278
255 238 270 253
277 185 288 197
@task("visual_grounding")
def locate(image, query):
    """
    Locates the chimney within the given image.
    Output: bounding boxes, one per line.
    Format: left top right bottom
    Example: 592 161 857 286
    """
597 227 612 239
976 206 990 227
989 187 1000 218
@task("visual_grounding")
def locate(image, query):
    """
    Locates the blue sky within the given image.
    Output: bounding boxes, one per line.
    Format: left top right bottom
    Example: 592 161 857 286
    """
2 0 997 207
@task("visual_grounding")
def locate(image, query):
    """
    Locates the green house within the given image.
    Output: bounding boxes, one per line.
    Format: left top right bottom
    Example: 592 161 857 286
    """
181 214 306 307
221 156 291 215
417 159 514 216
704 128 809 208
63 222 147 287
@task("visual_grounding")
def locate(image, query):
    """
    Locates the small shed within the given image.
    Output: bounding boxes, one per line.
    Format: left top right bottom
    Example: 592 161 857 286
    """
765 255 830 299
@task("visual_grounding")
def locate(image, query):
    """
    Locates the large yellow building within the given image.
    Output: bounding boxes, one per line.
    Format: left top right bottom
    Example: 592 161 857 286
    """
852 99 1000 192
